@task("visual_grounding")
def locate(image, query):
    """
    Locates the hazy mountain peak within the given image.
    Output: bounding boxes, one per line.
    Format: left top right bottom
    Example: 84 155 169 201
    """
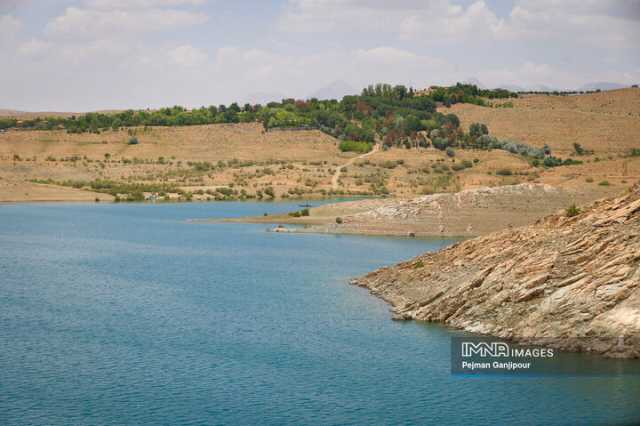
308 80 357 100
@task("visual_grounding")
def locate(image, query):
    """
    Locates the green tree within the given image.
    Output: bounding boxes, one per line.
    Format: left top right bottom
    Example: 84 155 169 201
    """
469 122 489 139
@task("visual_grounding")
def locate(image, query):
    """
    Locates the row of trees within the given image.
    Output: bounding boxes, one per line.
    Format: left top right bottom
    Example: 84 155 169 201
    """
0 118 18 130
428 83 517 106
3 83 517 139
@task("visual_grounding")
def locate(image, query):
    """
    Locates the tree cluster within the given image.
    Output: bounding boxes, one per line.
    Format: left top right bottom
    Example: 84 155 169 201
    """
2 83 517 144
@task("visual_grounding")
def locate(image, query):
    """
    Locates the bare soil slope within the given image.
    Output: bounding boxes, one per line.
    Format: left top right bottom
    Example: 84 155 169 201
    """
447 88 640 154
1 89 639 202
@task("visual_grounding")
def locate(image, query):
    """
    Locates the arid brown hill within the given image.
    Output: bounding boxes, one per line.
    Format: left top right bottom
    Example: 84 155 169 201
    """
353 185 640 358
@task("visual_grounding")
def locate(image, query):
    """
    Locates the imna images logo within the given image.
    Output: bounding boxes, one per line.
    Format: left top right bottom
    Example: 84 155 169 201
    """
458 339 555 359
461 341 510 357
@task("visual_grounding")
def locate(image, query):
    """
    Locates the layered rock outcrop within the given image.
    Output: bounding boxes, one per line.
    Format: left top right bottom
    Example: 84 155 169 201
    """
352 185 640 358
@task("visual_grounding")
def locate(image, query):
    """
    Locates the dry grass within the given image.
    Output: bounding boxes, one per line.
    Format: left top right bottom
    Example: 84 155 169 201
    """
447 88 640 155
1 89 639 202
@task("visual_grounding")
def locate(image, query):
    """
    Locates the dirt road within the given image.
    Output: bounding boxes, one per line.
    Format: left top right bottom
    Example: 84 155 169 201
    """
331 143 380 190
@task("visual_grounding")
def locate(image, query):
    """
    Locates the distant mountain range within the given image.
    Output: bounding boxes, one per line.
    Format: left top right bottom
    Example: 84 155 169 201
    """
463 78 633 92
307 80 358 100
0 108 114 118
462 78 486 89
243 92 288 105
578 82 628 91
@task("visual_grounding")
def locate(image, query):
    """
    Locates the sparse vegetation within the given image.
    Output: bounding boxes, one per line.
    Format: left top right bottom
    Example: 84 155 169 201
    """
3 86 636 203
566 204 581 217
31 178 183 202
288 208 310 217
496 168 513 176
543 156 582 168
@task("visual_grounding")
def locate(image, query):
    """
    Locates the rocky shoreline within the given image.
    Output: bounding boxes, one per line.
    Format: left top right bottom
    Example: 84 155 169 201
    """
351 185 640 358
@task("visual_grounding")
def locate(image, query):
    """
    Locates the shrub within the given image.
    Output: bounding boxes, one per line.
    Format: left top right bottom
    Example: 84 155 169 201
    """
469 122 489 139
598 180 610 186
496 168 513 176
452 161 472 171
380 160 400 169
586 177 594 183
566 204 581 217
335 217 343 224
630 149 640 157
128 136 139 145
263 186 275 198
446 147 455 157
339 140 372 153
543 156 582 168
432 137 448 150
288 208 310 217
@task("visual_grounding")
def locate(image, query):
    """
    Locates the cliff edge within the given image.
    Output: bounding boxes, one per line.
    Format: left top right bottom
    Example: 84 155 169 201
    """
352 185 640 358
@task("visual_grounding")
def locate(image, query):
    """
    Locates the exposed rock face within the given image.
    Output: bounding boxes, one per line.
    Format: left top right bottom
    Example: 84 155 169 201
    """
352 185 640 358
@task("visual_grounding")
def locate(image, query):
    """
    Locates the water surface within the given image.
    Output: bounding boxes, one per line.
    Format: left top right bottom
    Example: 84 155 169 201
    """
1 202 639 425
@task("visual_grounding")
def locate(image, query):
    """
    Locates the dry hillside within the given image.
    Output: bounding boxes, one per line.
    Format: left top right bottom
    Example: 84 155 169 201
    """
1 89 639 202
447 88 640 154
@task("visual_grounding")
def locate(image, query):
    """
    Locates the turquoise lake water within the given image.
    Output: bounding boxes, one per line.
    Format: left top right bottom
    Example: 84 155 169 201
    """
1 202 639 425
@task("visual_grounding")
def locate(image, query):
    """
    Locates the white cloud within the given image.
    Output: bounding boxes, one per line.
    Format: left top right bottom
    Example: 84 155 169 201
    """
208 46 456 100
399 1 504 40
0 1 27 13
87 0 207 9
1 1 638 111
280 0 503 40
355 46 418 63
45 6 208 39
280 0 639 48
279 0 447 34
501 1 640 47
17 38 51 57
168 44 207 66
0 14 22 43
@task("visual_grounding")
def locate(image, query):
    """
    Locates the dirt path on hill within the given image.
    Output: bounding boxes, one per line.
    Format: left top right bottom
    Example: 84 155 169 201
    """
331 143 380 190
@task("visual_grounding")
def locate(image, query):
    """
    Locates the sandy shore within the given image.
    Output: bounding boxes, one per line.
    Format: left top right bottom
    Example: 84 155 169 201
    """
207 183 612 238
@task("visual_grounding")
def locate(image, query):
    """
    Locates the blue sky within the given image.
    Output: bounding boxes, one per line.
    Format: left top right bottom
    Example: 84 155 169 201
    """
1 0 638 111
